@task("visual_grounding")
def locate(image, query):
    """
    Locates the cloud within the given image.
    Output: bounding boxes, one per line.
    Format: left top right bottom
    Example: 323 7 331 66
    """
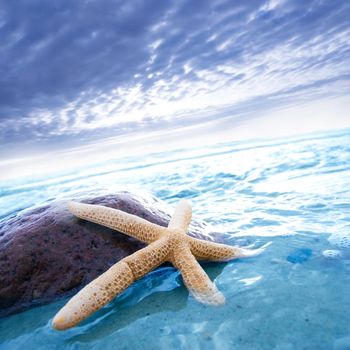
0 0 349 150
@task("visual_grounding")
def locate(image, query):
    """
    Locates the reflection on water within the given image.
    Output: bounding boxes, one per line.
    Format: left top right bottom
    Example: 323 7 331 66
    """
0 128 350 349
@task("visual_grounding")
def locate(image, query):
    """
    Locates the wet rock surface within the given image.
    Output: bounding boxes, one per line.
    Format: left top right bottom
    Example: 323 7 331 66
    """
0 191 213 317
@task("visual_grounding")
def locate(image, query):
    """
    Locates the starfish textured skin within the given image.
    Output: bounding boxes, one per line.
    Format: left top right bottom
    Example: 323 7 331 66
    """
52 199 258 330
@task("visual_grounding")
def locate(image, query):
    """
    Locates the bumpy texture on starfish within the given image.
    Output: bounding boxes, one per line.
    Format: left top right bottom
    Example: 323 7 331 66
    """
52 199 258 330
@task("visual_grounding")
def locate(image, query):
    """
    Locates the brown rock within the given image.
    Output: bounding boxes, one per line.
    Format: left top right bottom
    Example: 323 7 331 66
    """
0 191 214 317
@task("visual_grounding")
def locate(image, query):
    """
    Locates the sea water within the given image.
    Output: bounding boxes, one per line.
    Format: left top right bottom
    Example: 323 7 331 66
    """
0 128 350 350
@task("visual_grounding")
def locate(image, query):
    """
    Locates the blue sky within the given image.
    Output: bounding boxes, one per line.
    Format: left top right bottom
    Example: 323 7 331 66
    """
0 0 349 159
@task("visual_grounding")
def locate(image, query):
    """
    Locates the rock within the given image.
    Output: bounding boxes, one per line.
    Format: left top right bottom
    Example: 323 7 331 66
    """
286 248 312 264
0 191 214 317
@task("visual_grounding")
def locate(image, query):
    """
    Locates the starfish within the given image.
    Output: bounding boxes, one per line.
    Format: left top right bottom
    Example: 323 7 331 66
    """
52 199 259 330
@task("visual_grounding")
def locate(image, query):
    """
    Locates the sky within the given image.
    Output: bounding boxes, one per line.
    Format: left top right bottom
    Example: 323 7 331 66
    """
0 0 350 164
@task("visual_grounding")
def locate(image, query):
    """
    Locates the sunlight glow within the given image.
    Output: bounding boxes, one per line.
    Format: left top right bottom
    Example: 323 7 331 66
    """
1 96 349 182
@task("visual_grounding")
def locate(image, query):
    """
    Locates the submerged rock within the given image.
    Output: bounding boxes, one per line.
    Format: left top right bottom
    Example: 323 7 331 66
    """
0 191 214 317
286 248 313 264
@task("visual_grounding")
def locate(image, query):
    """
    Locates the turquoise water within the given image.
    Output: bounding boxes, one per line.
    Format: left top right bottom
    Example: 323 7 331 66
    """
1 128 350 349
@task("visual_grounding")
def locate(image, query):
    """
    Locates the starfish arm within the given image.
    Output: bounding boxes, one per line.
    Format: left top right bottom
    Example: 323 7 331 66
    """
189 237 257 261
171 244 225 305
52 237 172 330
52 260 134 330
68 201 167 243
168 199 192 231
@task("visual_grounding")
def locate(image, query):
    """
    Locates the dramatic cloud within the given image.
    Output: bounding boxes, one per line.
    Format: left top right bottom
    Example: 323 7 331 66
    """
0 0 349 150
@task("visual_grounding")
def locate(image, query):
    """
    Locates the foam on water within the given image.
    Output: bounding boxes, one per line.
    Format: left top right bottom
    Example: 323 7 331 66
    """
0 128 350 349
328 233 350 249
322 249 343 259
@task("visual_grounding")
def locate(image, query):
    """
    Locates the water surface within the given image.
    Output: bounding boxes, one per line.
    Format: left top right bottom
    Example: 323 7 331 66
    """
1 129 350 350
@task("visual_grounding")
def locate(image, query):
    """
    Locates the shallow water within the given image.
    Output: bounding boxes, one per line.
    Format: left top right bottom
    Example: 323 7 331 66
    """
1 129 350 350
